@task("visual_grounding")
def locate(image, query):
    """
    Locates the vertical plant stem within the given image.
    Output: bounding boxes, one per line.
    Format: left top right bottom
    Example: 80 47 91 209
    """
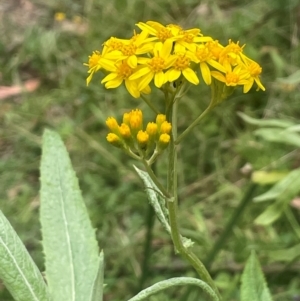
204 183 258 269
137 203 155 292
166 98 221 300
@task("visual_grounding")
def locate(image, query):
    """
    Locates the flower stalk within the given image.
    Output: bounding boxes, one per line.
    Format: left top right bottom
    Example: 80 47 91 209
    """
167 95 221 299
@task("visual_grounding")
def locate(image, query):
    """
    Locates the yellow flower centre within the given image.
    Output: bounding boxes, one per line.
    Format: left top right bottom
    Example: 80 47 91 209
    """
117 61 133 79
248 62 262 76
122 43 137 56
88 51 101 68
226 72 240 85
105 38 123 51
180 31 195 43
173 54 190 70
226 40 244 54
195 46 212 62
206 41 222 60
148 57 166 73
157 28 173 41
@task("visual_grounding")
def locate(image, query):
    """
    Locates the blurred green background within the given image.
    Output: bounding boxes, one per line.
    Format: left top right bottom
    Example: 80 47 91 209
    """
0 0 300 300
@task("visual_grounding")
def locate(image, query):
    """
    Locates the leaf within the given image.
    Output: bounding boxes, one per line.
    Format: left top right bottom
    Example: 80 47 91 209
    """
89 251 105 301
237 112 295 128
267 243 300 263
134 166 194 249
240 251 273 301
254 201 285 226
254 168 300 202
127 277 219 301
133 165 171 234
0 210 51 301
40 129 99 301
254 128 300 147
251 170 288 185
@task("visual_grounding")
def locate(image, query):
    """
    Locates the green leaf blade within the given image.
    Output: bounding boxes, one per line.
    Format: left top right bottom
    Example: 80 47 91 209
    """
254 168 300 202
89 251 105 301
40 129 99 301
237 112 295 128
133 165 171 234
0 210 50 301
241 251 273 301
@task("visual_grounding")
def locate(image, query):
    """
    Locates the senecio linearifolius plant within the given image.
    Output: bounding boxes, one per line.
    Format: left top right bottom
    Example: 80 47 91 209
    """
0 21 273 301
83 20 271 300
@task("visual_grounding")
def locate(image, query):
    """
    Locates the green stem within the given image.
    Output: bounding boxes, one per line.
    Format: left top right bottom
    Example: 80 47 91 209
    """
167 98 221 299
141 159 171 198
137 203 155 292
175 103 214 145
140 94 160 114
204 183 258 269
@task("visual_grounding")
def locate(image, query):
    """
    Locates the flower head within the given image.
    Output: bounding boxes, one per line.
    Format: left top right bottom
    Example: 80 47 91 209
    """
85 20 265 98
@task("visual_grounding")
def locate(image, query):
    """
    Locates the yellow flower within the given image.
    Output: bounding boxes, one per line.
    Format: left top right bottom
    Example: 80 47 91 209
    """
130 40 176 89
173 29 213 52
136 21 178 42
211 64 249 88
241 57 265 92
54 12 66 22
219 40 245 69
101 61 140 98
165 51 199 85
191 43 226 85
84 49 123 85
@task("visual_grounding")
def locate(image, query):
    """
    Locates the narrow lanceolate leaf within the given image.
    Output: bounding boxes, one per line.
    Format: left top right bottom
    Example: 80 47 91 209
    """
133 165 171 234
0 210 50 301
127 277 219 301
89 251 104 301
40 129 99 301
241 251 273 301
254 169 300 225
237 112 295 128
254 168 300 202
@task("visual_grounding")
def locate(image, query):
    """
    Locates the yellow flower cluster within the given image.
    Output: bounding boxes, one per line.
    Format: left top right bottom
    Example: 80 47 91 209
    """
106 109 171 161
85 21 265 98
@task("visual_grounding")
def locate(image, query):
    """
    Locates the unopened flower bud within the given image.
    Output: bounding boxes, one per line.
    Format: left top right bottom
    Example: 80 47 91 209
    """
137 130 149 149
106 117 119 133
157 133 170 151
160 121 172 134
106 133 123 148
